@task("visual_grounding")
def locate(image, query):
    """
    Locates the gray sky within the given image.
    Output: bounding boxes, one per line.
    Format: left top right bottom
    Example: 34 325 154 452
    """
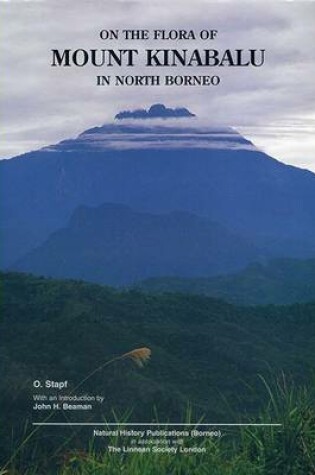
1 0 315 171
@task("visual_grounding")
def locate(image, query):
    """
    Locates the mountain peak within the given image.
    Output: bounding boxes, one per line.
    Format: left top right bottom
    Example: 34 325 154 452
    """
115 104 195 120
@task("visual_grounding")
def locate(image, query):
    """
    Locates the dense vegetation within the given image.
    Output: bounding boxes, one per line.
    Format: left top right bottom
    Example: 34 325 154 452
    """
135 258 315 305
1 272 315 472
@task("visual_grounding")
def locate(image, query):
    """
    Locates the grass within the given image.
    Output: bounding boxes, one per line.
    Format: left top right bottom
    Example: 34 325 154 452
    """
3 374 315 474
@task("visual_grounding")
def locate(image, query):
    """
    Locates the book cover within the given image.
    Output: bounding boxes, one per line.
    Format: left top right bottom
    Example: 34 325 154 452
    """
1 1 315 473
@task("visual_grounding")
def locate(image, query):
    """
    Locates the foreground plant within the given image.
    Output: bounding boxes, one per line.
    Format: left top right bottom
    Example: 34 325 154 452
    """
1 347 152 472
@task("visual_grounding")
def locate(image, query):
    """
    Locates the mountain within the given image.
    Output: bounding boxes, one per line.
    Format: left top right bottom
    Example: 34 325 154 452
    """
12 203 262 285
115 103 196 119
135 258 315 305
2 104 315 269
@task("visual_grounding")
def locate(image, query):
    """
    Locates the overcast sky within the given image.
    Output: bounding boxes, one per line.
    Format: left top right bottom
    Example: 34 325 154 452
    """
1 0 315 171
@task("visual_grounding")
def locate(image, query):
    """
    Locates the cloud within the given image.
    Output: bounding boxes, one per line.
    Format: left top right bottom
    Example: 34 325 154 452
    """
0 0 315 172
46 131 257 153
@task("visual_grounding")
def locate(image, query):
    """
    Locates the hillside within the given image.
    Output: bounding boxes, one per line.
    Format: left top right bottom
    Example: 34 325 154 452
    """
2 271 315 465
1 272 314 423
135 258 315 305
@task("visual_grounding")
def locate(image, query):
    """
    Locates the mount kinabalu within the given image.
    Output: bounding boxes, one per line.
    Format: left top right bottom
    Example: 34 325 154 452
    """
2 104 315 280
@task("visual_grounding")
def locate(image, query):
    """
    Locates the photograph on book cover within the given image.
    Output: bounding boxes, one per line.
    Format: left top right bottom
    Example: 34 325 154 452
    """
1 0 315 473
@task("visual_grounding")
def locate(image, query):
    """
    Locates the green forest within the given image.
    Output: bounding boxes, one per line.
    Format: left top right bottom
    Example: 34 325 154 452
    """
135 258 315 305
1 271 315 474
